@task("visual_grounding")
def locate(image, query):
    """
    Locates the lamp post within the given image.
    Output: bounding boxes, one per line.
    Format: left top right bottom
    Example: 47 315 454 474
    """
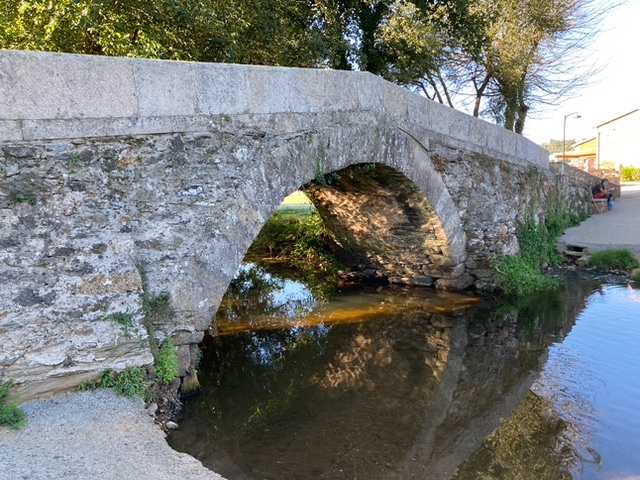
562 111 581 165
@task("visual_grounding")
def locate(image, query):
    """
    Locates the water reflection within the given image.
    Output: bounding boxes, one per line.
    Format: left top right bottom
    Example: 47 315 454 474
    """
169 267 609 479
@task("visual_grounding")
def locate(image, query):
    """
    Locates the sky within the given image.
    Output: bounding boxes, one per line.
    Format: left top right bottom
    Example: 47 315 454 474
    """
522 0 640 145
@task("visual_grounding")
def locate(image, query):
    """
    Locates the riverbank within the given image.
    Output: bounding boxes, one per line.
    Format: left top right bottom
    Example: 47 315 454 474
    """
0 389 226 480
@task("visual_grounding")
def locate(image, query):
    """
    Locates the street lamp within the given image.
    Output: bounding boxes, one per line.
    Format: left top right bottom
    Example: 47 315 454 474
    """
562 112 581 165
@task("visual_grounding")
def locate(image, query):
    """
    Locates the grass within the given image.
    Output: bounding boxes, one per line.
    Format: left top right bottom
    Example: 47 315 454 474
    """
0 379 27 430
588 249 640 271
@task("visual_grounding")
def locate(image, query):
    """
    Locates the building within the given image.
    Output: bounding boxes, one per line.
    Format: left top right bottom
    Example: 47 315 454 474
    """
595 109 640 170
551 109 639 184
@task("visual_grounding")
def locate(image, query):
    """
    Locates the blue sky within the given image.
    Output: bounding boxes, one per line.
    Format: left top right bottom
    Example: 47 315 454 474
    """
523 0 640 145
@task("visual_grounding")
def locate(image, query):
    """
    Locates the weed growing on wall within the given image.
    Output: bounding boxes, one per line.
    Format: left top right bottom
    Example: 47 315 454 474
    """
102 311 145 344
495 207 581 296
155 338 179 385
0 379 27 430
113 367 145 398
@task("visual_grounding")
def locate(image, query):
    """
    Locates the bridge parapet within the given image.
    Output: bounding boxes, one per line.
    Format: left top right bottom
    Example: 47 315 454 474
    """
1 50 547 171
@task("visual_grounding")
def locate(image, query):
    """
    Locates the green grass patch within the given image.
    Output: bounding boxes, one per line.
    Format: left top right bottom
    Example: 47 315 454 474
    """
0 379 27 430
588 249 640 271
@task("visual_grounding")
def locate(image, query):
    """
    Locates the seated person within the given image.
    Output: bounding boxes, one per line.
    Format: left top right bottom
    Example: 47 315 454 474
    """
592 178 613 210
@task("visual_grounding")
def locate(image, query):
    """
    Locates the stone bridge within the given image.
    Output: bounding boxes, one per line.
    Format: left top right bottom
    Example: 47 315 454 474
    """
0 50 590 399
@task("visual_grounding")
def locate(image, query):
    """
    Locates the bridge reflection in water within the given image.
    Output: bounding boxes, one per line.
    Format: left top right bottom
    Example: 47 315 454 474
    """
168 264 597 480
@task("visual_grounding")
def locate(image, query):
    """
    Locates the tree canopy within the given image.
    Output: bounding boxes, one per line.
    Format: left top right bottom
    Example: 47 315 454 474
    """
0 0 613 133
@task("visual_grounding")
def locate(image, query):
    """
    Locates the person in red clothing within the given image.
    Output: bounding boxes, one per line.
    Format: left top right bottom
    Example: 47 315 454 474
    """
592 178 613 210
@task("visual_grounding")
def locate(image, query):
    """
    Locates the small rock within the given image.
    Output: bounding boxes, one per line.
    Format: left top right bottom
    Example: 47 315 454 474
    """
146 403 158 416
165 421 179 430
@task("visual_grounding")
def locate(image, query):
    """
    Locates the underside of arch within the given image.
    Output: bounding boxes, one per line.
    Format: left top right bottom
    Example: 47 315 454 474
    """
303 164 472 289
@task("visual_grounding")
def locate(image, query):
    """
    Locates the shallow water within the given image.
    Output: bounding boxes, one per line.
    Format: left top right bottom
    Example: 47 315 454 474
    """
531 285 640 480
169 266 640 479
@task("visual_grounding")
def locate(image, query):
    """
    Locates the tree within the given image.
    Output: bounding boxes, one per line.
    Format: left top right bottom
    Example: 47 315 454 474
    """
540 139 576 153
0 0 355 68
466 0 614 133
1 0 616 135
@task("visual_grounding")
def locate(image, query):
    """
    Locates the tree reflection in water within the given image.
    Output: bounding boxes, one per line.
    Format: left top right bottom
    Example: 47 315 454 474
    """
169 264 601 480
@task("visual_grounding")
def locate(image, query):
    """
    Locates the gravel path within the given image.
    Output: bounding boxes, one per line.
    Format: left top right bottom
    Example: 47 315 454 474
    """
0 389 227 480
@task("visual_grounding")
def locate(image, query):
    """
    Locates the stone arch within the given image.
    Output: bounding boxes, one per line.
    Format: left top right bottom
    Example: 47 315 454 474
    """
213 120 469 303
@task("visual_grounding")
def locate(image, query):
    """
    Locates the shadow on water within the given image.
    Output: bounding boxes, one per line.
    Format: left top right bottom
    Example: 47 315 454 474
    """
168 264 603 480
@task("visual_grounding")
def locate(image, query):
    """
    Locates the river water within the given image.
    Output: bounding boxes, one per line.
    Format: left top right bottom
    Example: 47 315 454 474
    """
168 264 640 480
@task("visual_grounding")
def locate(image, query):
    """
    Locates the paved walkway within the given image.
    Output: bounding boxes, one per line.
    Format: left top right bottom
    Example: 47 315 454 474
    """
557 182 640 260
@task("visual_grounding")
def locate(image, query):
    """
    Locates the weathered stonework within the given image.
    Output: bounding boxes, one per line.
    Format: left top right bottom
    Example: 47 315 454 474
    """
0 50 593 399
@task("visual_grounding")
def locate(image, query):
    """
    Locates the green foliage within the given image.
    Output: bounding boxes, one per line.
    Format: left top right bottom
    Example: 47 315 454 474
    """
155 338 179 385
9 191 37 206
113 367 145 398
248 208 341 276
77 379 93 392
97 369 116 389
588 249 640 271
0 379 27 430
620 165 640 182
495 207 579 296
0 0 352 68
496 254 559 296
103 311 144 341
541 139 576 154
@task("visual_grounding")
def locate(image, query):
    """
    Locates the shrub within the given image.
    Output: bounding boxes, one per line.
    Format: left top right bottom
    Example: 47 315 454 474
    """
620 165 640 182
155 338 179 385
0 379 27 430
588 249 640 271
495 209 576 296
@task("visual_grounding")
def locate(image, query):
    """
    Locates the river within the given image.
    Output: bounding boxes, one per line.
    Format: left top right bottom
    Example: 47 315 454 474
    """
168 263 640 480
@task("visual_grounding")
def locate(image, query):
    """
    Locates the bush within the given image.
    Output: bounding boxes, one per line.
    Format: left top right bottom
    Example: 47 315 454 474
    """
0 379 27 430
620 165 640 182
588 249 640 271
495 210 576 296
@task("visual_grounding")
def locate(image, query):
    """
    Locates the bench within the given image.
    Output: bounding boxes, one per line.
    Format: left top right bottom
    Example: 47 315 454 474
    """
590 197 608 214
